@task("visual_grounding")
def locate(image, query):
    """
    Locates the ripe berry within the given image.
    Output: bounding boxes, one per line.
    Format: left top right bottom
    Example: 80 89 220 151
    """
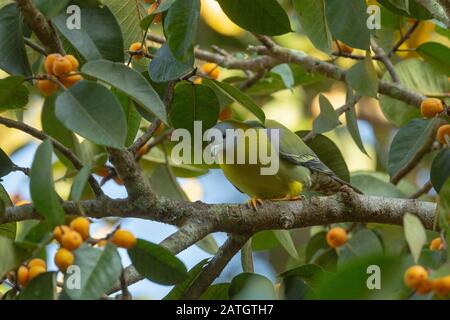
404 265 428 289
65 54 79 71
201 63 220 79
54 248 75 272
415 280 432 295
61 230 83 251
52 56 73 77
44 53 62 75
112 229 137 249
61 72 83 88
437 124 450 145
326 227 348 248
69 217 90 240
27 258 46 270
28 265 46 281
430 276 450 297
430 237 444 251
421 98 444 118
17 266 29 288
36 79 58 96
53 225 71 243
129 42 147 60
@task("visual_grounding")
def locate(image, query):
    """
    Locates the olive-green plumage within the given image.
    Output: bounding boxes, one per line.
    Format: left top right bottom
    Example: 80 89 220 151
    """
213 119 360 200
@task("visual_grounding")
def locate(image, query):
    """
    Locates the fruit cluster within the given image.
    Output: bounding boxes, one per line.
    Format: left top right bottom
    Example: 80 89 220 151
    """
16 259 47 288
36 54 82 96
404 265 450 297
420 98 450 145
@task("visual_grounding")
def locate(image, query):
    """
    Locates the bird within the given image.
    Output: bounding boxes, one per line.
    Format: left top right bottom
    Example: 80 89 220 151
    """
211 119 362 209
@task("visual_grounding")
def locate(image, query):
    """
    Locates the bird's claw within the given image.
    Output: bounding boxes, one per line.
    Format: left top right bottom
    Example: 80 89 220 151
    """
247 197 264 210
271 195 305 201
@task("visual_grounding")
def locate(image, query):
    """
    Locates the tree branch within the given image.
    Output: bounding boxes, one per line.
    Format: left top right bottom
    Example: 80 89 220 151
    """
15 0 65 54
0 116 104 197
181 235 249 300
371 39 400 84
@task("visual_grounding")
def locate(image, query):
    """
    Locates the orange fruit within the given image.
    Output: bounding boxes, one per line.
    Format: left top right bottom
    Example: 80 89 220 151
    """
404 265 428 289
129 42 147 60
17 266 29 287
44 53 62 75
333 40 353 54
54 248 75 272
61 230 83 251
53 225 71 243
69 217 90 240
326 227 348 248
430 276 450 297
61 72 83 88
36 79 58 96
430 237 444 251
28 265 46 281
416 280 432 295
112 229 137 249
421 98 444 118
201 63 220 79
65 54 79 71
27 258 46 270
52 56 73 77
437 124 450 144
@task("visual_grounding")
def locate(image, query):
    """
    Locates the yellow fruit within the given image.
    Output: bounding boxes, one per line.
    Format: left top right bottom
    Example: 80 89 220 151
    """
437 124 450 144
54 248 75 272
53 225 71 243
61 230 83 251
61 72 83 88
36 79 58 96
28 265 46 281
421 98 444 118
201 63 220 79
404 265 428 289
112 229 137 249
129 42 147 60
416 280 432 295
65 54 79 71
17 266 29 288
27 258 46 270
52 56 73 77
430 237 444 251
69 217 91 240
326 227 348 248
430 276 450 297
44 53 62 75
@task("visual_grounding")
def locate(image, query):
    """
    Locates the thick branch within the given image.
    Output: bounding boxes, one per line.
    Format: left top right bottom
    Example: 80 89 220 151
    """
0 116 103 197
182 235 249 300
15 0 65 54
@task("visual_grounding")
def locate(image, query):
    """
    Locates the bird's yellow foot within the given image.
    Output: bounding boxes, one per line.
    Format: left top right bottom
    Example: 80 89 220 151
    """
247 197 264 210
271 195 304 201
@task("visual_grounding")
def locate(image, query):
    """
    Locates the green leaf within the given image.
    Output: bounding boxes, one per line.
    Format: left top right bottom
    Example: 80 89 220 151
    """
292 0 332 53
163 258 209 300
438 178 450 230
296 131 350 182
53 5 124 62
164 0 200 63
241 240 253 273
55 81 127 149
200 283 230 300
170 83 219 134
351 172 405 197
346 56 379 98
104 0 144 50
34 0 69 19
338 229 384 267
279 264 325 290
251 230 280 251
0 184 15 239
273 230 298 260
0 147 13 178
325 0 370 49
388 118 437 179
195 235 219 255
64 244 122 300
0 234 30 278
69 165 91 202
19 272 57 300
377 0 432 19
217 0 291 36
112 88 142 147
271 64 294 89
0 76 29 112
204 79 265 124
404 213 427 263
229 273 276 300
430 148 450 193
154 0 176 13
30 140 65 225
149 43 194 82
379 60 449 127
306 231 328 263
127 239 188 285
0 3 31 76
312 94 341 134
345 95 369 156
416 42 450 77
82 60 168 124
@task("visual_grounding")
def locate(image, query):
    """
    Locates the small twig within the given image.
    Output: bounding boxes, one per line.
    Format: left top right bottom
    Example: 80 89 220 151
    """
409 180 433 199
371 39 400 84
388 20 420 57
181 235 249 300
239 70 265 91
119 269 132 300
11 165 30 176
23 38 47 56
0 116 104 197
332 51 382 61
